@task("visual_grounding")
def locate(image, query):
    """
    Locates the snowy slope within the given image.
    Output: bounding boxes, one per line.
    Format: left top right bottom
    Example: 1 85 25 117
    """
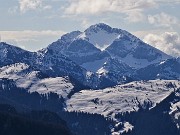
28 77 74 98
0 63 74 98
81 58 107 72
66 80 180 117
78 23 122 50
0 63 36 89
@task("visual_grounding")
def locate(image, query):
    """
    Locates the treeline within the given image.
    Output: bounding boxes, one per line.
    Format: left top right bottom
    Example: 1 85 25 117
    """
0 104 70 135
60 111 114 135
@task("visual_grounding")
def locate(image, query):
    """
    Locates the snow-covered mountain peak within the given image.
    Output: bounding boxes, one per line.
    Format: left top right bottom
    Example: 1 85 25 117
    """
77 23 125 50
85 23 115 33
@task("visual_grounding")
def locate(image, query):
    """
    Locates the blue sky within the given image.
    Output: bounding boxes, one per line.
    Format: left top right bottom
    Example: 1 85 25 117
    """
0 0 180 56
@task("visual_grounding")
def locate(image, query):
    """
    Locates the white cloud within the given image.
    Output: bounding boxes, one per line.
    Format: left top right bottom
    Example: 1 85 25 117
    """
144 32 180 57
0 30 65 51
64 0 156 22
125 11 146 22
19 0 42 13
65 0 156 15
18 0 52 13
148 12 179 27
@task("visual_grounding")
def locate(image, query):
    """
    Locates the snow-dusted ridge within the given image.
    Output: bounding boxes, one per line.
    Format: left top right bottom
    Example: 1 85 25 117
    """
67 80 180 117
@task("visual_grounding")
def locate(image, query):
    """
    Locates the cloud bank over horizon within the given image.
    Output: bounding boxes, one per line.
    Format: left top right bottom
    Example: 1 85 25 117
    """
0 0 179 56
144 32 180 57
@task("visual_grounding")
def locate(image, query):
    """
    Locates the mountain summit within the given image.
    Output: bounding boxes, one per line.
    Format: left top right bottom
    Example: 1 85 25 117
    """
47 23 171 72
80 23 128 50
